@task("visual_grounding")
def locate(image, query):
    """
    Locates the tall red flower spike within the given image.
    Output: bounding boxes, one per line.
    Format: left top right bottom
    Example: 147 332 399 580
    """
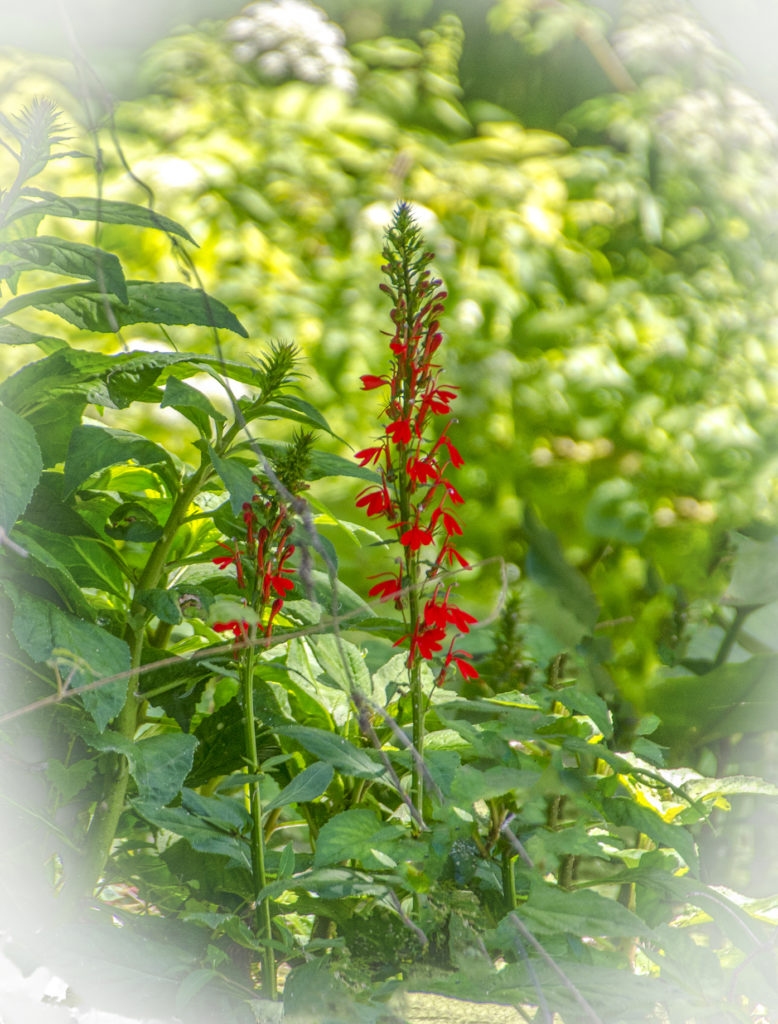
355 202 478 689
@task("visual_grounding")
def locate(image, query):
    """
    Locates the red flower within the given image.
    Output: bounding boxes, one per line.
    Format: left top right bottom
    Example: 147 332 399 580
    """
407 456 439 485
368 574 404 602
267 572 295 598
355 446 384 467
431 507 462 538
385 418 412 445
435 543 470 569
360 374 389 390
395 624 447 661
356 485 392 518
446 648 479 680
422 386 457 416
398 521 434 551
432 433 464 468
213 541 245 588
213 619 250 640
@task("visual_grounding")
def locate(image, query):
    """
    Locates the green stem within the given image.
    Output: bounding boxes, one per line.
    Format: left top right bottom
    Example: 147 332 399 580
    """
71 459 212 902
502 850 517 912
242 644 276 999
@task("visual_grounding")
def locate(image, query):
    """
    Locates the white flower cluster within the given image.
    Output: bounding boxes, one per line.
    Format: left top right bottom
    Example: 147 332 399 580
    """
613 2 726 80
657 84 778 161
225 0 356 93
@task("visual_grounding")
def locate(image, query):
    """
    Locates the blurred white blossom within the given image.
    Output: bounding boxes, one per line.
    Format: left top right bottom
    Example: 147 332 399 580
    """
613 1 727 81
225 0 356 93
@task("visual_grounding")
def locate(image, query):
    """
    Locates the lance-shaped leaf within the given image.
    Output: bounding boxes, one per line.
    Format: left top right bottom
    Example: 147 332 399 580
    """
0 236 128 302
0 323 66 351
0 280 248 337
275 725 385 780
9 190 197 244
263 762 334 814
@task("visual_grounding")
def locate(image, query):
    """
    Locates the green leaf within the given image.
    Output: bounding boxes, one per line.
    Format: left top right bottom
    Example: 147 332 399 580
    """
10 191 197 244
584 478 650 545
518 878 654 938
7 523 97 620
46 758 96 804
137 588 183 625
4 584 129 730
207 445 256 515
275 725 385 780
0 280 248 337
0 323 66 350
523 507 599 631
259 867 394 903
63 424 174 496
134 803 251 869
261 394 336 435
161 376 225 436
263 762 334 814
0 404 42 531
726 533 778 606
554 685 613 739
645 654 778 751
311 634 371 694
0 236 128 302
603 794 699 872
313 809 404 868
451 765 536 805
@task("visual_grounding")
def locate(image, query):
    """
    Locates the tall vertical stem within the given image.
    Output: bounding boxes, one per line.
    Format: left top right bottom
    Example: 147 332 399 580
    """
241 643 276 998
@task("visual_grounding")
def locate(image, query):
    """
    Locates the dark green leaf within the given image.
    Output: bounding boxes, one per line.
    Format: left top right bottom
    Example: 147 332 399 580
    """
0 280 248 337
645 654 778 751
4 583 129 730
523 507 599 631
313 808 404 868
134 803 251 869
518 878 654 938
0 236 128 302
207 445 256 515
0 323 66 350
161 376 225 436
0 404 42 531
137 588 183 625
63 424 174 496
275 725 385 780
264 762 334 814
10 192 197 244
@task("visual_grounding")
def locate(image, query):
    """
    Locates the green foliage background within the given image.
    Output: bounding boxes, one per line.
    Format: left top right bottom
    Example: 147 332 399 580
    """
3 1 778 1020
7 0 778 707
